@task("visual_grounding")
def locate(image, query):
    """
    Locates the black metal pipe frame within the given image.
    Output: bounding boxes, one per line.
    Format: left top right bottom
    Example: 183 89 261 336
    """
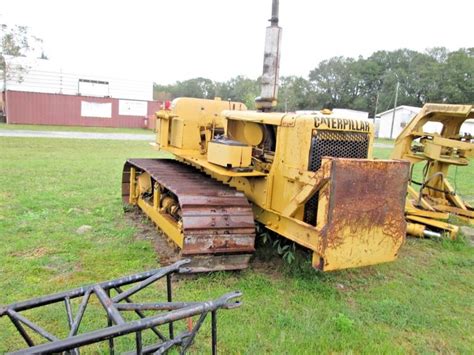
0 259 242 354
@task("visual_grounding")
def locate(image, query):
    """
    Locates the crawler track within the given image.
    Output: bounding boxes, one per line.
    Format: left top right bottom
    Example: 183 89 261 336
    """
122 159 256 272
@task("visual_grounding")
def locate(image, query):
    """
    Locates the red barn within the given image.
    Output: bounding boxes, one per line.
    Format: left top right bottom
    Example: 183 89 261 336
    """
1 56 160 129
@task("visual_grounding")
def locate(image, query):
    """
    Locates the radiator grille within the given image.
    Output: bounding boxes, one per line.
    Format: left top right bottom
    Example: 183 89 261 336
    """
304 130 370 225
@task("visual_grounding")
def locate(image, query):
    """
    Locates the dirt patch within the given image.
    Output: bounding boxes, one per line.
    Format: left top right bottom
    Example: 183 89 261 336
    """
125 209 180 266
249 254 285 280
66 207 89 216
399 239 438 267
10 246 53 259
42 255 76 274
76 225 93 235
460 226 474 247
125 208 288 278
346 296 358 311
49 262 84 283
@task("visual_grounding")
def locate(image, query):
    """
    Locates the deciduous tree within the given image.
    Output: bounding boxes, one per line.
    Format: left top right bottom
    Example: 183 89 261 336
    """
1 23 43 82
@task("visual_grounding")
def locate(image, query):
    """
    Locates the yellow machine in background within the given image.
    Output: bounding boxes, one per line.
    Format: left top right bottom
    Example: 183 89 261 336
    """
122 0 410 272
392 104 474 239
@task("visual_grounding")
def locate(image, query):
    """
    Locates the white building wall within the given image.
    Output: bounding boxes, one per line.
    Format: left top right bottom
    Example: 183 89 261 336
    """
418 120 474 136
377 106 474 138
3 56 153 101
422 121 443 134
331 108 369 119
460 120 474 135
421 119 474 135
376 106 421 138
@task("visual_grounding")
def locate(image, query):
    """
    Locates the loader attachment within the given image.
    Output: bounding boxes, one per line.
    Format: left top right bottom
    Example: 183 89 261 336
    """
315 158 410 271
391 103 474 236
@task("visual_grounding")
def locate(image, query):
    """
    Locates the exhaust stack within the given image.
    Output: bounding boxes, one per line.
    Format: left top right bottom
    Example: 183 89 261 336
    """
255 0 282 111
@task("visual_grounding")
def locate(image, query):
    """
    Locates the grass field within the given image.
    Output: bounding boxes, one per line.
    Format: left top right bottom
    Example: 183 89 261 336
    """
0 136 473 353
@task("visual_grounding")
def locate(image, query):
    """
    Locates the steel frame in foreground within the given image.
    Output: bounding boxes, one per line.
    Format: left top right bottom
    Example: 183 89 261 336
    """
0 259 242 354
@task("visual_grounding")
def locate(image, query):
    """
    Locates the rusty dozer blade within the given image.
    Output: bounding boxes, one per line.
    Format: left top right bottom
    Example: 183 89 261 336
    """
122 159 256 272
315 158 410 271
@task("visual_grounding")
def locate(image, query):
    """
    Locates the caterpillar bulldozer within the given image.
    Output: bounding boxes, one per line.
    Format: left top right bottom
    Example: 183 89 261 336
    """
122 0 410 272
392 104 474 239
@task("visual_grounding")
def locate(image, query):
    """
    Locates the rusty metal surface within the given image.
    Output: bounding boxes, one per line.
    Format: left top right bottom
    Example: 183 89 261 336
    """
319 158 410 270
305 129 370 225
123 159 255 262
184 254 253 273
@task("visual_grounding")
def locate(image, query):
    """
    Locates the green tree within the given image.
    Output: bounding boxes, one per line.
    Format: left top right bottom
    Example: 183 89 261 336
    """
153 77 216 100
153 83 173 102
276 75 314 111
212 75 260 109
174 77 216 99
152 47 473 113
308 56 366 110
361 49 426 113
1 23 43 82
439 48 474 103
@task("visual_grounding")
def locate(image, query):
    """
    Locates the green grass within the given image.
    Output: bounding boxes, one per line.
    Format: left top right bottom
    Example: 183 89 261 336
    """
375 138 395 146
0 123 154 134
0 138 473 353
374 148 474 205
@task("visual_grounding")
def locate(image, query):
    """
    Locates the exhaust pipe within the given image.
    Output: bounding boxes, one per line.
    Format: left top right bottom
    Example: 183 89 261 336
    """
255 0 282 111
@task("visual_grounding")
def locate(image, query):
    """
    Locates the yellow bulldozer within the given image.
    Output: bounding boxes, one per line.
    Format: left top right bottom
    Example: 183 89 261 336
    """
122 0 411 272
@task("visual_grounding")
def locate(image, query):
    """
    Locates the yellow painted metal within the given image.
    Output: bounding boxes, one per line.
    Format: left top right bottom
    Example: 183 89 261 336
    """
406 222 426 238
137 173 152 195
433 204 474 218
167 148 267 177
406 215 459 240
392 103 474 235
320 223 403 271
137 198 184 248
222 110 287 126
156 97 247 151
222 109 374 134
252 158 407 272
407 185 435 211
405 204 449 220
129 167 137 204
207 141 252 168
170 118 185 148
392 104 473 163
443 179 467 211
128 167 183 248
153 183 160 210
227 120 265 146
281 159 331 218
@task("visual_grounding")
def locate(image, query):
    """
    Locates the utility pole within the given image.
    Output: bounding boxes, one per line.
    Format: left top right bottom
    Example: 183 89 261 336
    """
1 54 7 123
373 92 380 138
374 92 379 118
389 80 400 139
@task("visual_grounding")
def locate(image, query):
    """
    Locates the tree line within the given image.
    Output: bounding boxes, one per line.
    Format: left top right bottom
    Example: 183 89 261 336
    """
154 47 473 116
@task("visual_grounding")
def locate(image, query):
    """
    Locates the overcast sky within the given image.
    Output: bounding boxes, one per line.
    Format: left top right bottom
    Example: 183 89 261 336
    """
2 0 473 84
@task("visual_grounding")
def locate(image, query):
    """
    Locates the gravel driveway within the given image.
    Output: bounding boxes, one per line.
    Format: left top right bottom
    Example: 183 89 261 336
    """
0 129 393 147
0 129 154 141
